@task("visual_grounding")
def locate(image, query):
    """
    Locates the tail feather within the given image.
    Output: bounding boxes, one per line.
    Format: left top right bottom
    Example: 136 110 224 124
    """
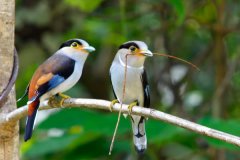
131 115 147 154
24 100 39 141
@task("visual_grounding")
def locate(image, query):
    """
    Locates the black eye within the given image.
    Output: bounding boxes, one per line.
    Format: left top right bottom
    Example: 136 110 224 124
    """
71 42 78 47
129 46 137 52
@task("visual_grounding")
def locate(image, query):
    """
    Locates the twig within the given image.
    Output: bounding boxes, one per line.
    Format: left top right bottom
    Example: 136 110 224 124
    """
109 54 129 155
153 53 200 71
0 48 19 107
1 98 240 147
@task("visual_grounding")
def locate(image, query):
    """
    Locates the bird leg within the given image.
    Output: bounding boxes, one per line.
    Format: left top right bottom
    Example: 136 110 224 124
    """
109 99 119 112
57 93 71 107
128 101 138 115
48 93 71 107
58 93 71 99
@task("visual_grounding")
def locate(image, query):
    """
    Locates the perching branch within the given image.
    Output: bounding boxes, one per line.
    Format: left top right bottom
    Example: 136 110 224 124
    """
1 98 240 147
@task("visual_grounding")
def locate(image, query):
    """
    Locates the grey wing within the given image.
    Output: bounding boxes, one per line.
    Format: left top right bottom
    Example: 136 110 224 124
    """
141 69 150 107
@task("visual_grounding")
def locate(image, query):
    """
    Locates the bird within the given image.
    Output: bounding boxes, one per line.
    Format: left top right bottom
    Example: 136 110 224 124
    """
18 38 95 141
109 41 152 154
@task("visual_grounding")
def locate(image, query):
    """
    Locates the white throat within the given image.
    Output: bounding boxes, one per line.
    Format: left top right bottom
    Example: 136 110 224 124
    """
58 48 89 63
118 55 144 69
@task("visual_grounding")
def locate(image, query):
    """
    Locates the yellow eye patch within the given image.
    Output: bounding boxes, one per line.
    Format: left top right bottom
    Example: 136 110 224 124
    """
71 42 79 48
129 46 138 53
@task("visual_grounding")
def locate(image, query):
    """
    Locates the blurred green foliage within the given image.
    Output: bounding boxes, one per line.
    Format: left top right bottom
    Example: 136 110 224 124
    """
16 0 240 159
64 0 104 12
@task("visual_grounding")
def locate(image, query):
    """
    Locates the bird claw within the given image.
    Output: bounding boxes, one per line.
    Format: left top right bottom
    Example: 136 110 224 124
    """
58 93 71 99
48 93 71 107
109 99 119 112
48 95 59 107
128 101 138 115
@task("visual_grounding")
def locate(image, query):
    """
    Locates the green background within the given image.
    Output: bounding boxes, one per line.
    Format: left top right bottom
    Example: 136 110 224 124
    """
16 0 240 159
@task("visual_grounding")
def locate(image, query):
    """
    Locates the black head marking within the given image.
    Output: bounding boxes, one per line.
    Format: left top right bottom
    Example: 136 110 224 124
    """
59 39 83 49
119 42 140 50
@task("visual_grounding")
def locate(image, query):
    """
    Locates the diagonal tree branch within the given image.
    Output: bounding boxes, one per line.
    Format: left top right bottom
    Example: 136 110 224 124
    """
1 98 240 147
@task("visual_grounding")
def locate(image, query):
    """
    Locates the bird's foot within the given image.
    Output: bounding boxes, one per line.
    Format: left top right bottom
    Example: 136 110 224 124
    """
58 93 71 99
48 93 71 107
57 93 71 107
48 95 60 107
128 101 138 115
109 99 119 112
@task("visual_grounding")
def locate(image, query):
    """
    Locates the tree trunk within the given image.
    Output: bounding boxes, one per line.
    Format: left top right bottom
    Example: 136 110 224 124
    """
0 0 19 160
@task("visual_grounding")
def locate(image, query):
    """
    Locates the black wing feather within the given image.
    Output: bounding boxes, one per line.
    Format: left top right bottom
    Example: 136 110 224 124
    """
141 69 150 107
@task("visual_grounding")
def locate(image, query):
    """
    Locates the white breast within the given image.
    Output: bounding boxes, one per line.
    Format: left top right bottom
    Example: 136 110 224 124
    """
40 62 83 101
110 61 144 106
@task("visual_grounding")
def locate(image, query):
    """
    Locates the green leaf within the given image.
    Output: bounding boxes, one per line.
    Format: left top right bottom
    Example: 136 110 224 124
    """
24 134 79 157
65 137 130 159
25 109 135 157
147 119 185 144
168 0 186 25
198 117 240 150
64 0 103 12
23 132 100 157
38 109 130 135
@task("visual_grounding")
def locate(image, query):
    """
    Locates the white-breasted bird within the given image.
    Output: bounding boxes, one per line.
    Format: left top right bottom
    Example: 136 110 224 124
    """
110 41 152 153
18 38 95 141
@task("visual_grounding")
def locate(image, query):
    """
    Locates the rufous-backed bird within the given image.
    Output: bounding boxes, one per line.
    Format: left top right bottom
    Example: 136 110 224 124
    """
109 41 152 153
18 39 95 141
